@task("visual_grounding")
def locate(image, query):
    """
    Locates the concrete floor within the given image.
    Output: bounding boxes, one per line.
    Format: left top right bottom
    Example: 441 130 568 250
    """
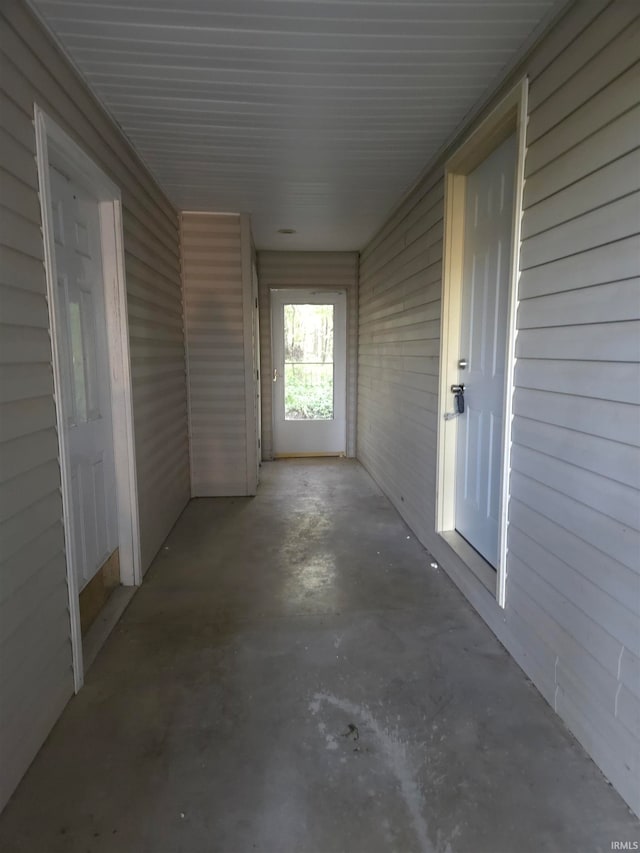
1 460 637 853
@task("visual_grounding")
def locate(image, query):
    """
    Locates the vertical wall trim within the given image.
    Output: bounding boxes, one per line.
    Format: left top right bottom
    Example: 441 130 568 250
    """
498 77 529 608
241 213 258 495
353 252 360 459
101 197 142 589
180 213 196 493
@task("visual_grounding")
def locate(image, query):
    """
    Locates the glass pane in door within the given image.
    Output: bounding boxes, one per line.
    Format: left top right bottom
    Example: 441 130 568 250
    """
284 304 334 420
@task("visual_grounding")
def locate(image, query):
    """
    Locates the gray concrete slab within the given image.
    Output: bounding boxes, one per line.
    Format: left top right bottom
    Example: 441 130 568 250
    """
1 460 638 853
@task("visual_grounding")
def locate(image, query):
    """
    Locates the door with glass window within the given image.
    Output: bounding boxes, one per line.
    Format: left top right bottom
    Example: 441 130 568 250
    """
271 290 347 456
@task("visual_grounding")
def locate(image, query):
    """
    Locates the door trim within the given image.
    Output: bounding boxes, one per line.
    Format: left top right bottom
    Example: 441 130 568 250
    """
436 79 528 608
240 213 258 495
34 106 141 690
270 289 347 457
251 262 262 477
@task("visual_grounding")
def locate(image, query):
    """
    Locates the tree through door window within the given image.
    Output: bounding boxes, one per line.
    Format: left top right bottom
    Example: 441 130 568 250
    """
284 303 334 420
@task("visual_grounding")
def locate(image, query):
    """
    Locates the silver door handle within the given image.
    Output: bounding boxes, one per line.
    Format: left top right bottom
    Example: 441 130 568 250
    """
451 384 465 414
273 368 278 382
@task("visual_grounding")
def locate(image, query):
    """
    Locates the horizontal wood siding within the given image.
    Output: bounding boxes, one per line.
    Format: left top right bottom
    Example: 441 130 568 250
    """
257 251 359 460
357 0 640 814
182 213 249 496
0 0 189 809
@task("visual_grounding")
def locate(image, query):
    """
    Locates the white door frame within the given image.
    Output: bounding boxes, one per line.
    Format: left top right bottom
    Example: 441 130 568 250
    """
34 106 141 690
436 79 528 608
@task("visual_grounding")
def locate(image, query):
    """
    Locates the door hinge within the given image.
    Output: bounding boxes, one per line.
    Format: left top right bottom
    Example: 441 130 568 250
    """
255 298 258 309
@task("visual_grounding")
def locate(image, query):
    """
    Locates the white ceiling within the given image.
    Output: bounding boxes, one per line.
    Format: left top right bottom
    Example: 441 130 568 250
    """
32 0 561 250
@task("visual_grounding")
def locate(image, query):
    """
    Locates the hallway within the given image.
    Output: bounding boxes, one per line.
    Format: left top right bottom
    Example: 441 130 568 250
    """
0 460 636 853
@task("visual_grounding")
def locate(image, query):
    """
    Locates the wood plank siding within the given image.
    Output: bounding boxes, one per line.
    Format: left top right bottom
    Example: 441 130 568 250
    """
257 251 359 460
357 0 640 814
182 212 255 496
0 1 189 809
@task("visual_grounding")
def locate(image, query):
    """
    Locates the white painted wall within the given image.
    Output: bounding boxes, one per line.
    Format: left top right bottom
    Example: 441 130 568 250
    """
357 0 640 814
182 212 257 496
257 251 359 460
0 1 189 809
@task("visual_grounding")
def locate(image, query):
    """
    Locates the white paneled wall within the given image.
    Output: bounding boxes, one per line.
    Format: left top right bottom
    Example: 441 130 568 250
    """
182 213 256 496
358 0 640 814
257 251 359 460
0 0 189 810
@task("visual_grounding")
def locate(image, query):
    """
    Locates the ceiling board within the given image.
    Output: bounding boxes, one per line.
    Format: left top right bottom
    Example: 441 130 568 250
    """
32 0 561 249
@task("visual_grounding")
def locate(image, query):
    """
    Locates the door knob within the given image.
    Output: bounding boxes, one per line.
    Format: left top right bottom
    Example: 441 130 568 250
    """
458 358 468 369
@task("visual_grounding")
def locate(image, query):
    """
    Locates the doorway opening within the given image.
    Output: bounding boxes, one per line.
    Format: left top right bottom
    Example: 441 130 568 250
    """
35 107 141 689
436 80 528 607
271 289 347 457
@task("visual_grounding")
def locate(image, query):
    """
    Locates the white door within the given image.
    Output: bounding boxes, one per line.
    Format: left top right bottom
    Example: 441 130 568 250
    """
50 167 119 591
271 290 347 456
455 133 517 567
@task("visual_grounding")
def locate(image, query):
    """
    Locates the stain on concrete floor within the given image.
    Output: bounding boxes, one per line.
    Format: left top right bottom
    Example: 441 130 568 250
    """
0 460 637 853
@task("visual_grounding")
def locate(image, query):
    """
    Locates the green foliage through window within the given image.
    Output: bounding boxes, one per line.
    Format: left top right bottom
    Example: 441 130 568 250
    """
284 304 334 420
285 364 333 420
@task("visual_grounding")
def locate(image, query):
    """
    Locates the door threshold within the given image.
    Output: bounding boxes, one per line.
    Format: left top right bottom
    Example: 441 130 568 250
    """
439 530 496 595
82 585 136 674
274 452 345 459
